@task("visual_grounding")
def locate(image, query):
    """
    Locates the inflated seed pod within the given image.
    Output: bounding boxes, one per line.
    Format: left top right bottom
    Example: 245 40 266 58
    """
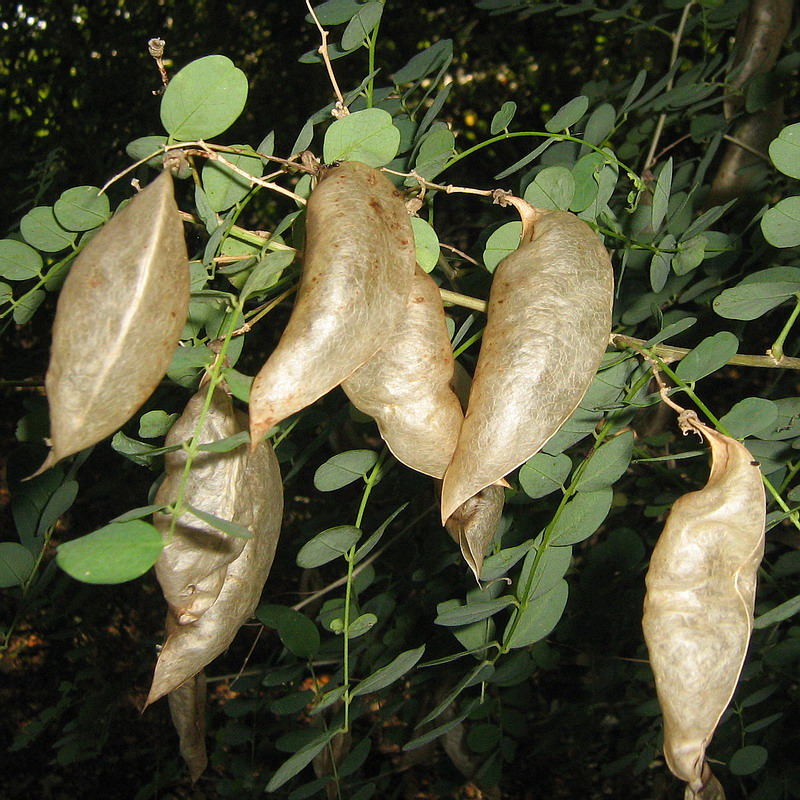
153 384 249 624
166 645 207 782
440 202 613 524
36 170 189 474
341 266 463 479
147 428 283 705
445 484 505 582
249 161 416 445
642 411 766 800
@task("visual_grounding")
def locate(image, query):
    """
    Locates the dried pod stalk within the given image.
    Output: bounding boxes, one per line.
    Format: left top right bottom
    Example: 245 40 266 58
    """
153 385 249 624
249 161 416 445
441 203 613 523
342 266 463 479
147 425 283 705
166 655 207 782
38 170 189 473
642 411 766 800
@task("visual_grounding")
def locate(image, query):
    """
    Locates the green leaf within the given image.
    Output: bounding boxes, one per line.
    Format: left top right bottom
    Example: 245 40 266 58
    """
241 249 295 300
769 122 800 179
266 730 336 792
306 0 363 24
111 431 163 467
644 315 696 346
0 239 43 280
257 604 321 658
138 410 179 438
354 503 407 564
649 241 673 293
480 540 534 583
37 479 79 537
167 344 215 387
184 503 253 539
393 39 452 85
53 186 110 232
197 430 250 453
467 722 502 753
411 216 440 272
713 282 800 321
416 662 493 727
575 432 634 492
550 488 613 546
434 597 515 627
341 612 378 638
404 698 480 751
671 234 707 275
523 166 575 211
323 108 400 167
569 152 604 213
20 207 77 252
581 102 615 150
161 55 248 140
675 331 738 381
483 221 520 273
126 135 168 167
754 593 800 629
202 147 264 211
297 525 362 568
110 504 168 523
490 101 517 134
761 197 800 248
729 745 768 776
651 158 672 231
504 580 569 649
314 449 378 491
519 539 572 599
56 521 164 584
340 1 383 50
221 367 253 403
352 645 426 696
0 281 11 304
719 398 778 439
413 126 455 181
13 290 45 324
0 542 36 588
546 95 588 132
519 452 572 499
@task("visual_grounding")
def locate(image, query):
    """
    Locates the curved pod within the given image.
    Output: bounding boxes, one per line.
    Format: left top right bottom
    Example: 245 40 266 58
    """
249 161 416 445
39 170 189 472
342 266 463 479
154 385 249 624
441 207 613 523
642 411 766 799
147 428 283 704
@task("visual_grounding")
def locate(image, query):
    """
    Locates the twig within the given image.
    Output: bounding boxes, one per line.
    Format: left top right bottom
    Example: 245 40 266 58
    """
148 38 169 93
722 133 771 163
305 0 348 116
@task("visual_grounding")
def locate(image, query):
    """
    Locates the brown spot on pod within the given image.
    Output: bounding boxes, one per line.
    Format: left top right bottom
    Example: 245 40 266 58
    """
249 161 416 445
642 411 766 800
34 170 189 475
440 206 614 524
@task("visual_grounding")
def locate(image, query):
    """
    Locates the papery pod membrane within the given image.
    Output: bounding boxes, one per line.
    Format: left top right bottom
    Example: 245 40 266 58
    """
440 205 613 523
342 266 463 479
147 430 283 705
642 411 766 800
444 484 505 582
153 384 249 624
166 654 207 782
37 170 189 473
249 161 416 445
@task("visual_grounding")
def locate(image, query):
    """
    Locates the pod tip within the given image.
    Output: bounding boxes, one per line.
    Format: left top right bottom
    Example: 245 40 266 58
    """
24 450 59 482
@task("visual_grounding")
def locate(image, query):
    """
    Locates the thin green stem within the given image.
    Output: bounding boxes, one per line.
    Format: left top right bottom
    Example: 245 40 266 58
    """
769 294 800 363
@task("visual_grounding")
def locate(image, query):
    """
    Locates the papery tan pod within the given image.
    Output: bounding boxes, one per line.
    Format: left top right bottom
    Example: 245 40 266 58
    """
249 161 416 445
342 266 463 479
166 652 207 782
153 384 249 624
642 411 766 800
37 170 189 474
440 205 613 523
444 484 505 582
147 432 283 705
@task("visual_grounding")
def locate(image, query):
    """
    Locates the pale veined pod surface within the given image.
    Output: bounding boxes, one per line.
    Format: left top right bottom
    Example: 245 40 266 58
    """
38 170 189 473
147 428 283 705
153 384 249 624
642 411 766 800
341 265 464 479
440 207 613 524
166 652 207 782
249 160 416 445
